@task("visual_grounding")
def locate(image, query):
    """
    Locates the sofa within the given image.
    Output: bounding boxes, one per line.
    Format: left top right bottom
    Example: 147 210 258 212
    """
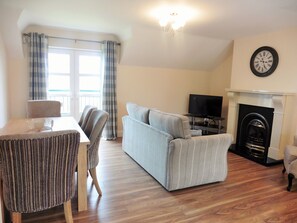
122 103 233 191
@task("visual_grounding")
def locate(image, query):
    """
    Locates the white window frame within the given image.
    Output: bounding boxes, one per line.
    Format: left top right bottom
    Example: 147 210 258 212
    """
48 47 103 120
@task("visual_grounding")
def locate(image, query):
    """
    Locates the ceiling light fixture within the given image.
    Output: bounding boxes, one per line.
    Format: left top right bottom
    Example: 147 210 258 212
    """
159 12 186 35
151 5 197 36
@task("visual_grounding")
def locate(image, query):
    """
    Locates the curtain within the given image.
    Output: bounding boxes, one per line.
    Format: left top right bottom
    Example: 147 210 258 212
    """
27 32 48 100
102 41 118 140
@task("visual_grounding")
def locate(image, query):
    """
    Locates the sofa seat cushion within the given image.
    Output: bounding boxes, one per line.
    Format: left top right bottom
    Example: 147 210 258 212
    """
149 110 191 139
126 102 150 124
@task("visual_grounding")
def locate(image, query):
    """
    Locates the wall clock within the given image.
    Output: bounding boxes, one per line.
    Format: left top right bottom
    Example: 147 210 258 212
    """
250 46 279 77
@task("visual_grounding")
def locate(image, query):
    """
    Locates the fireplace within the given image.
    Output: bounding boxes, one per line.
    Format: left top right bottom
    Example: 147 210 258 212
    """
236 104 274 165
226 89 297 166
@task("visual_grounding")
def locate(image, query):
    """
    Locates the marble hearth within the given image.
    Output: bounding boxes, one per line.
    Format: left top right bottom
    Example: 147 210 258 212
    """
226 89 297 165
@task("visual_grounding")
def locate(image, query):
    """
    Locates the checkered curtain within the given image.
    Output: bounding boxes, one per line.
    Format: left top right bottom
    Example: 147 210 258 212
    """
27 33 48 100
102 41 118 140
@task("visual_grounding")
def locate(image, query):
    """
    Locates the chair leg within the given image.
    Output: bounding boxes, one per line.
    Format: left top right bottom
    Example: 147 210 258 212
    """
282 165 286 174
89 168 102 196
63 200 73 223
0 178 4 223
287 173 295 191
11 212 22 223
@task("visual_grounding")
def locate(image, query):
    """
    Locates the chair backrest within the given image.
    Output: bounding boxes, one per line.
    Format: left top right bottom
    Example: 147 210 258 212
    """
27 100 61 118
78 105 96 130
83 110 109 169
0 130 80 213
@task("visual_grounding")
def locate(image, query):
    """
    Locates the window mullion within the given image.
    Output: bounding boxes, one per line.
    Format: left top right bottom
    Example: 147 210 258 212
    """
72 50 78 119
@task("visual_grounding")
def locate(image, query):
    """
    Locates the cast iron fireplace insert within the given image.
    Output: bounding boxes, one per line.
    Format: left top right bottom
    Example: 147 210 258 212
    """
232 104 280 166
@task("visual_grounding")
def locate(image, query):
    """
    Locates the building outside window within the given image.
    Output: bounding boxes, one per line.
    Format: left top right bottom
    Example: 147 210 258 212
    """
48 48 102 120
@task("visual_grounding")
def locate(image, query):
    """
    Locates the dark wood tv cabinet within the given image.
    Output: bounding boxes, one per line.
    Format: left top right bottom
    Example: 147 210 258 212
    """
185 114 225 135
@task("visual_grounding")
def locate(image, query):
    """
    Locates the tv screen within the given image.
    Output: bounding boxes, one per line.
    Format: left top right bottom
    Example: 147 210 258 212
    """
188 94 223 118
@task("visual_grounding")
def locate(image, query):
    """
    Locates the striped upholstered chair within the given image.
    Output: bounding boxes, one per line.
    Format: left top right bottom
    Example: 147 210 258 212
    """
27 100 61 118
83 109 109 196
283 135 297 191
0 130 80 223
78 105 96 130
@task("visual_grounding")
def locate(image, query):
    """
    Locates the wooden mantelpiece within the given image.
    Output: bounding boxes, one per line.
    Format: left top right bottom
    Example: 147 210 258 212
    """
226 88 297 161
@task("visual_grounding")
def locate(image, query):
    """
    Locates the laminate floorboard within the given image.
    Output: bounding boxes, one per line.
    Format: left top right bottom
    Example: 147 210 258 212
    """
18 138 297 223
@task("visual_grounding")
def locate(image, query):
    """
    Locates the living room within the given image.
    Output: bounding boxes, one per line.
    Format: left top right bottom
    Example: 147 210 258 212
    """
0 2 296 135
1 0 297 222
1 1 295 130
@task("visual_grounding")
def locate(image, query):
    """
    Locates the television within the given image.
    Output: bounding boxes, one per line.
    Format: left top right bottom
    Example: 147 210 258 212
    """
188 94 223 118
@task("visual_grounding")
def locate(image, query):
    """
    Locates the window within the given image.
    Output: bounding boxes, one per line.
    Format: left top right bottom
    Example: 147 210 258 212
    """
48 48 102 120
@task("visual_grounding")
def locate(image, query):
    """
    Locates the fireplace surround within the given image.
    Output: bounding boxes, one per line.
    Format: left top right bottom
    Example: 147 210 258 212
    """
226 89 297 166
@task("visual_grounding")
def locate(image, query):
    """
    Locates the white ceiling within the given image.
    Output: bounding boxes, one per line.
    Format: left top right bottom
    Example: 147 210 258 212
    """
1 0 297 70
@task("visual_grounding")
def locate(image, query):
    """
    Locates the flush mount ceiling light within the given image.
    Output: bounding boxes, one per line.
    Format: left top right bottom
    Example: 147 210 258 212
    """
152 5 197 36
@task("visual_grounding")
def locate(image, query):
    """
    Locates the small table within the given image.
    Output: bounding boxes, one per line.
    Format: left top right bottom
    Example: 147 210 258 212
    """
185 114 225 134
0 117 90 221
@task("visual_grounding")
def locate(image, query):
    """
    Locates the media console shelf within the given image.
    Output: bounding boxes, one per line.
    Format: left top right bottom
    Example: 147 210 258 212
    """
185 114 225 135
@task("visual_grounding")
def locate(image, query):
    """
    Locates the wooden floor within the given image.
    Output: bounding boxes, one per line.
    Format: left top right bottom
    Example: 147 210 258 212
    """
18 138 297 223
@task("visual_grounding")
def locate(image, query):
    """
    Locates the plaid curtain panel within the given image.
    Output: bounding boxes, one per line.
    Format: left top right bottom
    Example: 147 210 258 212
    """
102 41 118 140
28 32 48 100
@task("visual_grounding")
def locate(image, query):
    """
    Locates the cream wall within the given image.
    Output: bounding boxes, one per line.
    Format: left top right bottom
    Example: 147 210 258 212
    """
231 28 297 92
6 26 119 119
209 52 233 127
0 33 8 127
117 65 210 134
7 58 28 118
229 27 297 139
5 25 232 136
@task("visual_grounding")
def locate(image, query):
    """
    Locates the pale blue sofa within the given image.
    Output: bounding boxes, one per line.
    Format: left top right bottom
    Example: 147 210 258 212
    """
122 103 233 191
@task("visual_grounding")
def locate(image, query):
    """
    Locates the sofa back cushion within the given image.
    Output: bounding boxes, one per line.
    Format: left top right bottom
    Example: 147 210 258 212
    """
149 110 191 139
126 102 150 124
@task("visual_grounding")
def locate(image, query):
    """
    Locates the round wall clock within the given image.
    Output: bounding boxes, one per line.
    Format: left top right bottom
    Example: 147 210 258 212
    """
250 46 279 77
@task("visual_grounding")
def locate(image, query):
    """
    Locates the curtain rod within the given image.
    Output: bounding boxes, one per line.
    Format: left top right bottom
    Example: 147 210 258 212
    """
22 33 121 46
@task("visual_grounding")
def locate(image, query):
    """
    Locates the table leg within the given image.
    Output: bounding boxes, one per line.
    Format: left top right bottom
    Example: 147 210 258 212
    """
0 177 4 223
218 120 222 133
77 144 88 212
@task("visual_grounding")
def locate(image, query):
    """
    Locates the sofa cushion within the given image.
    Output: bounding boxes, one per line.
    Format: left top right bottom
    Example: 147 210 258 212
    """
126 102 150 124
149 110 191 139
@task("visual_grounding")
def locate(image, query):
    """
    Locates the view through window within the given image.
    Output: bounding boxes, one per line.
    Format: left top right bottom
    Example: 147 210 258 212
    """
48 48 102 120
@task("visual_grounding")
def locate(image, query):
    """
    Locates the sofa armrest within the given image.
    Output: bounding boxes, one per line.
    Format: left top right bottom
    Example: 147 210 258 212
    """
166 133 233 191
122 115 174 188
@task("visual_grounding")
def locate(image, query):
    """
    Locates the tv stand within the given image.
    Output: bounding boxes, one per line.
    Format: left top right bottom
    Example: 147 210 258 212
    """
185 114 225 135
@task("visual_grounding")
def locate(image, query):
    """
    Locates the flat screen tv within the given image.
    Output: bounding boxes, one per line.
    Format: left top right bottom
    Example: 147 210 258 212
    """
188 94 223 118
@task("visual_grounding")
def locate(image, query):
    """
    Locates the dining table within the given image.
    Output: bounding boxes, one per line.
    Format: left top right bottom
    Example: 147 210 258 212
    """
0 116 90 222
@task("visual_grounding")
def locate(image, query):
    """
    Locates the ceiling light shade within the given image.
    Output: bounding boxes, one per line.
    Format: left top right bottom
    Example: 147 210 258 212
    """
151 5 197 36
159 12 186 35
171 19 185 30
159 17 169 27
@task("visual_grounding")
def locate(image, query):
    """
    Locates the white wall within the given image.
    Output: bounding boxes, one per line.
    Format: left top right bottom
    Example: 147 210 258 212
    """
0 33 8 127
231 28 297 92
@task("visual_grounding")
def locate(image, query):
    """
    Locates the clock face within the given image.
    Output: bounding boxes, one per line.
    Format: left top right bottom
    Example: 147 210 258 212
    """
250 46 279 77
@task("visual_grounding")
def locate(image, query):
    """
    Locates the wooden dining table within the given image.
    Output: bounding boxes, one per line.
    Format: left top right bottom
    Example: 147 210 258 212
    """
0 117 90 221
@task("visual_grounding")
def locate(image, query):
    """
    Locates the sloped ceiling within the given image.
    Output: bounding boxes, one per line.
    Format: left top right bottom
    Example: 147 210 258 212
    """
0 0 297 70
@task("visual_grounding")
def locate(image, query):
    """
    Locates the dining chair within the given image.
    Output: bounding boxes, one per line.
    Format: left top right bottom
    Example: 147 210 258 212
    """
0 130 80 223
78 105 96 130
83 109 109 196
27 100 61 118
